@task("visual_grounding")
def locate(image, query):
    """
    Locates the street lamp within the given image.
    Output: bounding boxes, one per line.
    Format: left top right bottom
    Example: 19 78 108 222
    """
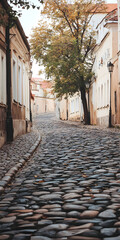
107 61 114 127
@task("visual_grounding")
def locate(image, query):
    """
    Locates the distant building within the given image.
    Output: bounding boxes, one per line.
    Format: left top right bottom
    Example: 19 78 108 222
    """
31 78 55 116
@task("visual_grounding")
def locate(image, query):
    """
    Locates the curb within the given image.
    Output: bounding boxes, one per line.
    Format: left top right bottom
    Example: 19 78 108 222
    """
0 134 42 194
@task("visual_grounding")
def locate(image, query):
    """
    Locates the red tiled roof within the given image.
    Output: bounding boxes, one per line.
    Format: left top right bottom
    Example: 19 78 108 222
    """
105 4 117 13
39 81 53 89
90 3 117 13
31 78 53 90
105 8 118 22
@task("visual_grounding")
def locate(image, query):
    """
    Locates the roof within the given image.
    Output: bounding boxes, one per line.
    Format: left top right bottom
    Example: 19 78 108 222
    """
97 7 118 28
105 8 118 22
105 4 117 13
1 0 30 51
32 78 53 89
39 81 53 89
93 4 117 13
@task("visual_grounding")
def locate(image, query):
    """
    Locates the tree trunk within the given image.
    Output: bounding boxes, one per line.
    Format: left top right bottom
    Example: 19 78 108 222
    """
80 87 90 125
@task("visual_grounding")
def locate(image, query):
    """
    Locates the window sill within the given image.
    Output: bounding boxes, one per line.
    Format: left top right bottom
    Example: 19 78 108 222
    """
13 99 18 104
0 103 7 108
97 105 109 110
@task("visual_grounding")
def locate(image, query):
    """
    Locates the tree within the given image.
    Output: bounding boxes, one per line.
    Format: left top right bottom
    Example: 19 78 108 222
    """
30 0 106 124
0 0 43 25
7 0 43 10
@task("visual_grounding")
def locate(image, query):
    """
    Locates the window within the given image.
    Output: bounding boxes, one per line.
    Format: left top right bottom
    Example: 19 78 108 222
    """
0 51 6 104
106 48 110 58
18 64 22 104
76 97 79 112
104 83 106 106
71 100 75 113
107 80 109 105
13 59 17 101
23 66 25 105
114 91 117 113
71 100 73 113
101 84 103 107
98 87 100 108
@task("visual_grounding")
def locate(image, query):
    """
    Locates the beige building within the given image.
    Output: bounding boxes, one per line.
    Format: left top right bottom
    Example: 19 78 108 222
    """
0 0 31 148
11 20 31 138
91 8 120 127
31 78 55 116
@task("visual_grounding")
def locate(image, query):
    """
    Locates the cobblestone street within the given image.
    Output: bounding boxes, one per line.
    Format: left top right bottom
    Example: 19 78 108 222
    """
0 113 120 240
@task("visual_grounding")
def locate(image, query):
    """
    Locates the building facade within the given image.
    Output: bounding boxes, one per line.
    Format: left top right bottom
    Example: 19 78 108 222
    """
0 23 7 147
91 8 120 127
10 19 31 138
56 3 118 125
0 0 31 148
31 78 55 116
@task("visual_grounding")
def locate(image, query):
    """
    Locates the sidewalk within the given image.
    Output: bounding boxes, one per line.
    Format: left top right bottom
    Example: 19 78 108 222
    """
0 124 41 192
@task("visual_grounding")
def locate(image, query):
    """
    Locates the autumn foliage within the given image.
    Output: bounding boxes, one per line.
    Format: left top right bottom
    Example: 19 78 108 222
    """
30 0 106 124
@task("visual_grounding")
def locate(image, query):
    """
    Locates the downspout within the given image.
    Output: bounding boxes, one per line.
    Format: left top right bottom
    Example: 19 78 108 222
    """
66 94 68 120
6 24 13 142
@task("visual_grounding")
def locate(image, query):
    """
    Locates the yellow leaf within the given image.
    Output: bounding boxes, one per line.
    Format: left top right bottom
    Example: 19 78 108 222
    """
82 174 87 178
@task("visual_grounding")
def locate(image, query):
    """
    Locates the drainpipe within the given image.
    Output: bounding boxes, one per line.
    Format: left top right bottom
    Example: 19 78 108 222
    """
66 94 68 120
29 71 32 123
6 24 13 142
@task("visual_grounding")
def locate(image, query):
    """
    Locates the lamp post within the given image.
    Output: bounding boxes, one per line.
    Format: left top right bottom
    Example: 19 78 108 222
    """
29 70 32 123
107 61 114 127
85 81 90 124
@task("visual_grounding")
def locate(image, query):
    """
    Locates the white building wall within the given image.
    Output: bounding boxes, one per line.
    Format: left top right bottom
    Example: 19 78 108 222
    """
93 21 118 126
90 13 107 31
68 93 84 121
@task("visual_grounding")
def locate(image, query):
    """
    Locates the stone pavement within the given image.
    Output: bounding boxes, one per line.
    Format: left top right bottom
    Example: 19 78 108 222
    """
0 126 41 191
0 113 120 240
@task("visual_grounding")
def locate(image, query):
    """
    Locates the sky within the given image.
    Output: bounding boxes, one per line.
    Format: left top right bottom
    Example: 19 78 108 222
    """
18 0 44 78
18 0 117 78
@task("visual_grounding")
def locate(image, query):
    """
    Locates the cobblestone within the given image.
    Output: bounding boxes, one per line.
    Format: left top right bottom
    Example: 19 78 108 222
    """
0 128 40 180
0 113 120 239
0 127 41 191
